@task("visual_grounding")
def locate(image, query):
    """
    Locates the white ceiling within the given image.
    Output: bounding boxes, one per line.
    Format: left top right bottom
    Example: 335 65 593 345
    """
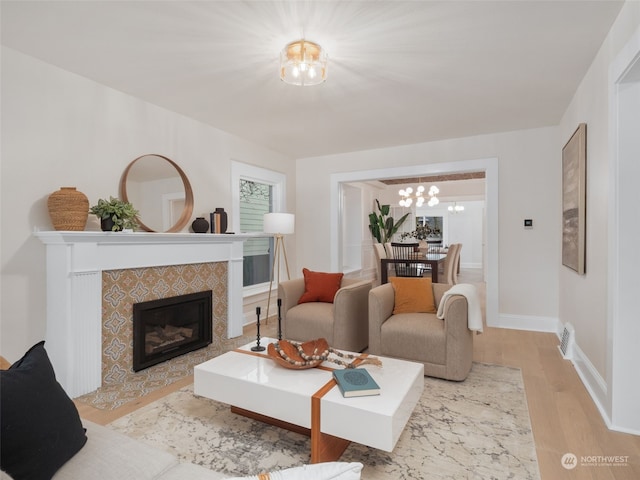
0 0 624 158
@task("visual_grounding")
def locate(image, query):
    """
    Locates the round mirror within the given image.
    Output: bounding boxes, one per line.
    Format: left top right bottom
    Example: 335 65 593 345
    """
120 154 194 232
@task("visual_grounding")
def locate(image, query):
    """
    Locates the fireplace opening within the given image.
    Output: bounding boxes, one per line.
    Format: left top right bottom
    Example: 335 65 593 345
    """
132 290 212 372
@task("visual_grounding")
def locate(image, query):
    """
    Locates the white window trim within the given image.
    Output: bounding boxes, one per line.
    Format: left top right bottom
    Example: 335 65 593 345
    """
231 160 287 297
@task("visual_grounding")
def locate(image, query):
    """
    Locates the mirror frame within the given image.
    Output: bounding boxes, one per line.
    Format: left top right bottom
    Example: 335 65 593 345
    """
120 154 194 233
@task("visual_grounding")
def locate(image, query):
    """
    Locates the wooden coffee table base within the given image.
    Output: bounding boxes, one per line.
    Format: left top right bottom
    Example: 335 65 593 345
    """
231 401 351 463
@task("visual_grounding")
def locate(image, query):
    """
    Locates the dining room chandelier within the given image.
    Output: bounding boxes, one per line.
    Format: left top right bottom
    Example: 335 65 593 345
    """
448 202 465 214
399 185 439 207
280 39 327 86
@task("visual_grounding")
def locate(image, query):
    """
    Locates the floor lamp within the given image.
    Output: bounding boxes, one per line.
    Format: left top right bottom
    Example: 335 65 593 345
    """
264 213 295 322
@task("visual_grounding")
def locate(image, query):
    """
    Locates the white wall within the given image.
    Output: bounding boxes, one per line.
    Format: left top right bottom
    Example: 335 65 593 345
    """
559 1 640 432
295 126 561 328
341 183 363 272
612 63 640 434
444 201 484 269
0 47 295 362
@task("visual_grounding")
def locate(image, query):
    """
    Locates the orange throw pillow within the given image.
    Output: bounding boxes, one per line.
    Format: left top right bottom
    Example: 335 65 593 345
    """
298 268 344 304
390 277 436 314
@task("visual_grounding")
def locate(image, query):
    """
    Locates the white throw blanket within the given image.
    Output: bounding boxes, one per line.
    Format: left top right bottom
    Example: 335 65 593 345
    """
436 283 483 333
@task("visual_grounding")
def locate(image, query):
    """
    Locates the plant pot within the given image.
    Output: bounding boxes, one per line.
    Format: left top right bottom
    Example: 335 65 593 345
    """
101 217 117 232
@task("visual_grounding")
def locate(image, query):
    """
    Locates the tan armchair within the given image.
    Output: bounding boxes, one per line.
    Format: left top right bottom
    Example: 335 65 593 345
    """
368 282 473 381
278 278 372 352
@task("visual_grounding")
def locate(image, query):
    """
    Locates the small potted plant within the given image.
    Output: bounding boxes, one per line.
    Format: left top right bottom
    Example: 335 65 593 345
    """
90 196 139 232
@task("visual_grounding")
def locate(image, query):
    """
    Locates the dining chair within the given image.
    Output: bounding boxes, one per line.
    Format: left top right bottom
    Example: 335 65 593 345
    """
427 243 442 254
373 243 387 285
390 242 424 277
452 243 462 284
440 243 460 284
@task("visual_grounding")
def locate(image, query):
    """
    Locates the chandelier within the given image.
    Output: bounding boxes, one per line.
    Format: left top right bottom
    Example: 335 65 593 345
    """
448 202 465 213
280 39 327 86
399 185 439 207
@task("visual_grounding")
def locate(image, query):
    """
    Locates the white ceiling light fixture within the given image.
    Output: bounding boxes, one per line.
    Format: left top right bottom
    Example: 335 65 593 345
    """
399 184 439 207
448 202 465 213
427 185 440 207
280 39 327 86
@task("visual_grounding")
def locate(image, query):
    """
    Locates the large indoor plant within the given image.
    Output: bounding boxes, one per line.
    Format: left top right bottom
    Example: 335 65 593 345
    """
368 199 409 244
90 196 139 232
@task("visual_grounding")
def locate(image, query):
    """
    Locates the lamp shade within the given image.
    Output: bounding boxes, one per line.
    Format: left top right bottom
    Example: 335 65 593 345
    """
263 213 295 235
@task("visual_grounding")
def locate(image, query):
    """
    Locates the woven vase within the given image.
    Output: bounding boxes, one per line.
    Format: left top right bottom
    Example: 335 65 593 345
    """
47 187 89 231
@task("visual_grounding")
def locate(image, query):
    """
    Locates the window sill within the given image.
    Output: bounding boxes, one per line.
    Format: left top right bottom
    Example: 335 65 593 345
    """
243 282 272 298
342 266 361 275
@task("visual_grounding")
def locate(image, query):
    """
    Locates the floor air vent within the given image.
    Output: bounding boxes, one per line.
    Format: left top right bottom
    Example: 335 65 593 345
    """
559 323 575 359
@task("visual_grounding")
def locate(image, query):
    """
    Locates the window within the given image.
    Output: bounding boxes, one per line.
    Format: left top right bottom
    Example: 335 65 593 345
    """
240 180 272 286
231 161 286 291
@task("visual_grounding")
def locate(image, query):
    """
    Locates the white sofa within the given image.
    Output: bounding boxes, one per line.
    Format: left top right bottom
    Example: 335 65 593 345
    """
56 420 227 480
1 342 363 480
0 420 363 480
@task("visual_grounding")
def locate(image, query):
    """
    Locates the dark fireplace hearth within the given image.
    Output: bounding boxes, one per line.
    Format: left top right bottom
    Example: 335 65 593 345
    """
132 290 212 372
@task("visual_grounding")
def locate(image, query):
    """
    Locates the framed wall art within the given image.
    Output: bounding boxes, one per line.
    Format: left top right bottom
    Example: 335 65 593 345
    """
562 123 587 274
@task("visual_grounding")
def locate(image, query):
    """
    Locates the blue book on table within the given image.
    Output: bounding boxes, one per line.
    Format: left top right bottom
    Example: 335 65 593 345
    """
332 368 380 398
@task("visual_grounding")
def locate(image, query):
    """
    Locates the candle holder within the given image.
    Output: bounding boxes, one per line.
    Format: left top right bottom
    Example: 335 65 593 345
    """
277 298 283 340
251 306 266 352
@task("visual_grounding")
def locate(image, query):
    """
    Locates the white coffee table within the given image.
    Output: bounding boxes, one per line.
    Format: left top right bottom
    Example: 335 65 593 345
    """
194 338 424 463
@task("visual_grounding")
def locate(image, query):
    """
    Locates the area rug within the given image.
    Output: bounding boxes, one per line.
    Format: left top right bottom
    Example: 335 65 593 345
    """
108 363 540 480
75 324 277 410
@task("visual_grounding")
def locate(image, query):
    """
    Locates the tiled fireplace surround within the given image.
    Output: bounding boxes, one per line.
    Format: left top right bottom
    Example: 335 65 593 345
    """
102 263 227 385
36 231 259 398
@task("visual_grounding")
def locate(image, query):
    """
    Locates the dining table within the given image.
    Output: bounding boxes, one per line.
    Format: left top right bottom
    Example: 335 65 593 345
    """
380 253 447 284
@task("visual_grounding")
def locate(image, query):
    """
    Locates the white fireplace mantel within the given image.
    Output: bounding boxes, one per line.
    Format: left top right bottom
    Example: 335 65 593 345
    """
35 231 264 397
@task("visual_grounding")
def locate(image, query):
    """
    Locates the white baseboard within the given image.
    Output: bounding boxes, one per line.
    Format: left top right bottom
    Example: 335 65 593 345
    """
567 341 612 429
461 262 482 269
555 325 640 436
608 422 640 436
492 313 559 332
494 318 640 436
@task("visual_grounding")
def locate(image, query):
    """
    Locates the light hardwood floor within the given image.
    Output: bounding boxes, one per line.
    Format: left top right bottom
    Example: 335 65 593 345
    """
76 273 640 480
474 327 640 479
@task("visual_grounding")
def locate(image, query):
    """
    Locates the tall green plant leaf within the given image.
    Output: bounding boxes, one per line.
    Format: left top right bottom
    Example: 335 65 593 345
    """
368 200 409 244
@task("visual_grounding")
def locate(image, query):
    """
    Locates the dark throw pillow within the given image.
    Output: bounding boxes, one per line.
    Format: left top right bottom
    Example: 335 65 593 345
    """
0 341 87 480
298 268 344 304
